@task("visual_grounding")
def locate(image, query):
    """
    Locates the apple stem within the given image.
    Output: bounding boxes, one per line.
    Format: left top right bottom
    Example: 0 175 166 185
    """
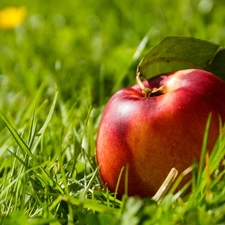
136 72 165 97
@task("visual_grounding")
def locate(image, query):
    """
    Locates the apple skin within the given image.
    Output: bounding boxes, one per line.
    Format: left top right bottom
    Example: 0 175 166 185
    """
96 69 225 198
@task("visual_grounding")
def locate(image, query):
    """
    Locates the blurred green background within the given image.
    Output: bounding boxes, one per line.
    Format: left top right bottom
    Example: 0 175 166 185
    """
1 0 225 109
1 0 225 144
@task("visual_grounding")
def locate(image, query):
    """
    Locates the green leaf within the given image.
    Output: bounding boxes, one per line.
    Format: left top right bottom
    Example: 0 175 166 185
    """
137 36 225 80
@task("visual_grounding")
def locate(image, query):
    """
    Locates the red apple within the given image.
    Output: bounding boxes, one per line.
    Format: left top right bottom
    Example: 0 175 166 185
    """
96 69 225 198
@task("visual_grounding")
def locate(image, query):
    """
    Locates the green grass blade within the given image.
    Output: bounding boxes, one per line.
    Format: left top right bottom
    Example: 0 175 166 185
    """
197 113 212 185
0 166 33 200
32 86 58 153
0 112 39 165
27 106 38 149
82 166 100 197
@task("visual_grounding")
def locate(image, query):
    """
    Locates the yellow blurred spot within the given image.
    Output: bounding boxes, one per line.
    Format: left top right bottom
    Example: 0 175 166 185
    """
0 6 27 29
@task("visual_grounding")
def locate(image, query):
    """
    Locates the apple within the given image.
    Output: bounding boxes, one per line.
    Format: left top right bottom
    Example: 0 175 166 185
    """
96 69 225 198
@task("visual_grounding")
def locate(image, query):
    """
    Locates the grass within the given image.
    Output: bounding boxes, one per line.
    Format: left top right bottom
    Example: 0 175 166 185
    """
0 0 225 224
